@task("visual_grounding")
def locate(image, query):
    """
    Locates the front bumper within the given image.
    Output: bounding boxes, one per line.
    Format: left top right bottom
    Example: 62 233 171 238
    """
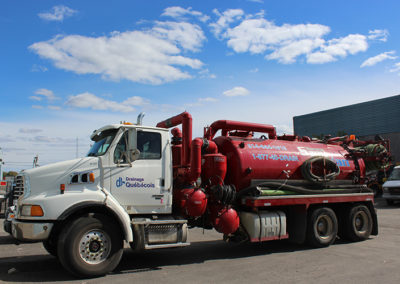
11 220 53 242
382 193 400 201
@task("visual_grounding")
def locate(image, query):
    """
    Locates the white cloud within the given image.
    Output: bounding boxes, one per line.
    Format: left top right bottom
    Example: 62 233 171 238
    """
223 86 250 97
247 0 264 3
162 6 210 22
307 34 368 64
249 68 259 73
31 64 48 72
307 52 335 64
199 97 218 102
198 69 216 79
32 105 44 109
30 23 205 85
267 38 325 64
152 21 206 52
65 92 151 112
361 51 397 67
34 88 59 101
48 106 61 110
211 9 375 64
390 62 400 74
210 9 244 39
368 29 389 42
123 96 149 106
29 96 42 101
38 5 77 22
223 17 330 54
19 128 43 134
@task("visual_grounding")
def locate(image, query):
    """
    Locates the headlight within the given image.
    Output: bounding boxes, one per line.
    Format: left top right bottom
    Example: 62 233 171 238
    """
383 187 389 193
20 205 44 217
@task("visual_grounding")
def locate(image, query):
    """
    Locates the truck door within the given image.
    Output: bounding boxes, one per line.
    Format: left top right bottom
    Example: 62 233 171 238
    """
110 128 172 214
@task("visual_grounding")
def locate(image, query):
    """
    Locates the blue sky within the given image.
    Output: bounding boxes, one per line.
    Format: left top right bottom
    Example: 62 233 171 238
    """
1 0 399 171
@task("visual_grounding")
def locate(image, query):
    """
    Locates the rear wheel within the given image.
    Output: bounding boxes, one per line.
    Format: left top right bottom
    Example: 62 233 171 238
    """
343 205 372 242
57 215 123 277
307 207 338 247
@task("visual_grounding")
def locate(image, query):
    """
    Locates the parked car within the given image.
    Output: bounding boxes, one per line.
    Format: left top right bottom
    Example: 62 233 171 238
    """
382 165 400 205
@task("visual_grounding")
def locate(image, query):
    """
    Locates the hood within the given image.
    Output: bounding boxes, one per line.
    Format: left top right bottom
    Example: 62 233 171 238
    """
383 180 400 188
22 157 99 197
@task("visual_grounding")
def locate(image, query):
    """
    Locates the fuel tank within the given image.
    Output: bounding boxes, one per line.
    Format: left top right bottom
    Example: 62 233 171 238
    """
213 136 365 191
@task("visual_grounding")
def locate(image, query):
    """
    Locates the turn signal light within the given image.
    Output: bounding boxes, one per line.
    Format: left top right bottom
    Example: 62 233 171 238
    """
89 172 95 183
30 205 44 217
349 134 356 141
60 184 65 194
21 205 44 217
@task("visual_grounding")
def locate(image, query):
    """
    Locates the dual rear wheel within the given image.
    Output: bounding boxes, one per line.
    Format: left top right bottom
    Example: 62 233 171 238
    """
306 205 373 247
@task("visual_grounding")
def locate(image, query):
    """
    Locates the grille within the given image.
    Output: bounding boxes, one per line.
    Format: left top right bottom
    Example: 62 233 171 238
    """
13 175 25 201
388 188 400 195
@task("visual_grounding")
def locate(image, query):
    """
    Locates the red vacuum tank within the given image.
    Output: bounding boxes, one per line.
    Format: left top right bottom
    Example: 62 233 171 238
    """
213 136 365 191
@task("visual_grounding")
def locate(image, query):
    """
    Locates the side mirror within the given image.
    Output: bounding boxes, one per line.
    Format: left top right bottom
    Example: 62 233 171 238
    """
130 149 141 162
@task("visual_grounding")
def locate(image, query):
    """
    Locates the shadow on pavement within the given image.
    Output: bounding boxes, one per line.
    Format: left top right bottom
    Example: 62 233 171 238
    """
0 239 309 282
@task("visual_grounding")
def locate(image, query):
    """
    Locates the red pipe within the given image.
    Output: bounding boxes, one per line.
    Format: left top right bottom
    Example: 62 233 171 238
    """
204 120 276 140
157 112 192 166
188 138 203 184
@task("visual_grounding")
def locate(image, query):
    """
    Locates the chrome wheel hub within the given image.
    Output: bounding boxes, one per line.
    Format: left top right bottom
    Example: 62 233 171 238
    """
79 230 111 264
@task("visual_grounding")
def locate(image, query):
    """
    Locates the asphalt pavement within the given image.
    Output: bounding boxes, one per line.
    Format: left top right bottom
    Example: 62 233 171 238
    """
0 198 399 284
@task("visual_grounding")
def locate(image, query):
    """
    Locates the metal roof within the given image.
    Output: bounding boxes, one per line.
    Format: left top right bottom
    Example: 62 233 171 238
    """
293 94 400 137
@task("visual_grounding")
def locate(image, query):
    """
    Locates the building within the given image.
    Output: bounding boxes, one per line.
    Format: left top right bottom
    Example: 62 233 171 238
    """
293 94 400 164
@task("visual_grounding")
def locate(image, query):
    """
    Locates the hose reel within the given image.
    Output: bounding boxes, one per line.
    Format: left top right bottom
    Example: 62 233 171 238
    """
301 156 340 185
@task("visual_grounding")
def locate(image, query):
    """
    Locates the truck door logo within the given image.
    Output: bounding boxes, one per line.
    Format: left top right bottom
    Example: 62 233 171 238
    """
116 177 125 188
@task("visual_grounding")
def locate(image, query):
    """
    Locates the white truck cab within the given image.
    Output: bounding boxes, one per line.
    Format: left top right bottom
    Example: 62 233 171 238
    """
10 117 186 277
12 120 173 237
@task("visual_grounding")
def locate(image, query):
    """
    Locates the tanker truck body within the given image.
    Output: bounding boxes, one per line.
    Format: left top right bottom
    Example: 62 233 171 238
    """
7 112 390 277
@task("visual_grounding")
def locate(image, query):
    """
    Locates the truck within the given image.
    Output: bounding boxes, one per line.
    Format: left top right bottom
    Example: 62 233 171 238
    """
6 112 390 277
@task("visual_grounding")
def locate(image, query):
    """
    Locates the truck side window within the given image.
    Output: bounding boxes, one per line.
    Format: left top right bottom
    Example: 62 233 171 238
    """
114 132 128 164
137 131 161 159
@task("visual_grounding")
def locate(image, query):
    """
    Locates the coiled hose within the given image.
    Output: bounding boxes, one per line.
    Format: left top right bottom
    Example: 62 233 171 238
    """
301 156 340 185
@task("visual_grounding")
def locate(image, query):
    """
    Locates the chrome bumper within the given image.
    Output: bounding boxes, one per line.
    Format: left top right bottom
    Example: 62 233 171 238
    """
11 220 53 241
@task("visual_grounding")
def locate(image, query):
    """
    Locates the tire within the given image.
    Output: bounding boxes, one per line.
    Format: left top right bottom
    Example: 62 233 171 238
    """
307 207 338 248
386 199 395 206
57 215 123 277
43 239 57 256
342 205 372 242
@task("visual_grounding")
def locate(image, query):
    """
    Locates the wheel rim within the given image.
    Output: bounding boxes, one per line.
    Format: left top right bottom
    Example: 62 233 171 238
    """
79 230 111 264
315 214 333 240
354 211 368 233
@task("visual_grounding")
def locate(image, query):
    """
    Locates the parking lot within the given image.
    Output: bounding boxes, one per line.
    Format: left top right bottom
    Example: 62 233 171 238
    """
0 198 399 284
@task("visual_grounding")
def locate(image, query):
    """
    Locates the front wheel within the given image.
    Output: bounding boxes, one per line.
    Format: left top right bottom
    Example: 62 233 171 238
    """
57 215 123 277
307 207 338 248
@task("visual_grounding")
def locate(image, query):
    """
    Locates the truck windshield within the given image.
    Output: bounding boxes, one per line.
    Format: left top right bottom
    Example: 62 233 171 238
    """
388 168 400 181
87 129 118 157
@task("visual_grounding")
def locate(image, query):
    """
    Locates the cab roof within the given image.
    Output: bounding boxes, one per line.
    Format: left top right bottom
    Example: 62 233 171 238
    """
90 124 168 140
